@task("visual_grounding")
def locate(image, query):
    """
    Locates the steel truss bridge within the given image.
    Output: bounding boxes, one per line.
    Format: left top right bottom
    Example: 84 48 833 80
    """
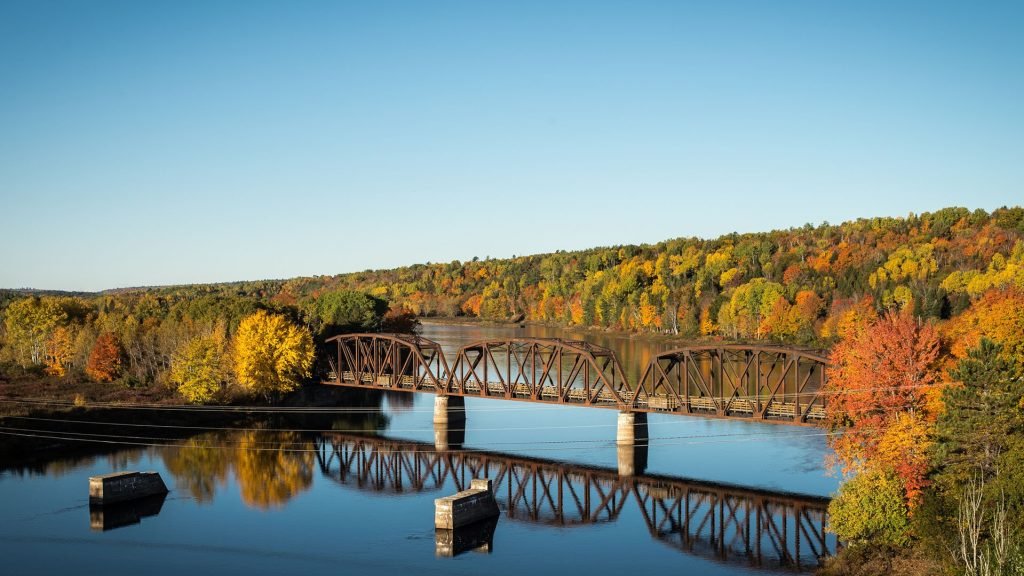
322 333 830 425
316 433 835 571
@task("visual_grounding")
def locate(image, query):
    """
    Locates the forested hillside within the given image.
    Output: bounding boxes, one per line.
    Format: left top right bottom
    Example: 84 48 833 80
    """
278 205 1024 342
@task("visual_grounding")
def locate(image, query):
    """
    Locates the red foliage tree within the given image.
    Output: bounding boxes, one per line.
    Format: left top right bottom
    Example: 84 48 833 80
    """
824 309 943 506
86 333 123 382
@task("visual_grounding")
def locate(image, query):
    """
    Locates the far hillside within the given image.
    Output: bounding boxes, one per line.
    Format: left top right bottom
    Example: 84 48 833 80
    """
274 205 1024 343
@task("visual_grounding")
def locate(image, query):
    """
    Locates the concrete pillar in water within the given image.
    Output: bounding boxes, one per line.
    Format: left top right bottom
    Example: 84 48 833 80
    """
616 411 648 445
433 395 466 425
616 411 649 476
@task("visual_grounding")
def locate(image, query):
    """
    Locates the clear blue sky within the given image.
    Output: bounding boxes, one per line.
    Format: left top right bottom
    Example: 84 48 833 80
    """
1 0 1021 291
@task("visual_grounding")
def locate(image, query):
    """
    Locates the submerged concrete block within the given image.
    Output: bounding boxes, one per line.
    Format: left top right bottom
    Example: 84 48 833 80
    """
89 471 169 505
434 478 499 529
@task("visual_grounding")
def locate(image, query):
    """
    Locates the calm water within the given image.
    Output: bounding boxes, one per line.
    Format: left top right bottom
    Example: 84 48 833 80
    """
0 323 839 575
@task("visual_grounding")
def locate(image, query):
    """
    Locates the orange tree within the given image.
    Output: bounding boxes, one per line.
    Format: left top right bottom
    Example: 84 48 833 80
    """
824 309 943 507
85 333 123 382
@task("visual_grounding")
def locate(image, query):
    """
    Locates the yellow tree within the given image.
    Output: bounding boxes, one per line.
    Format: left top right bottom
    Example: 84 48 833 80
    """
44 325 76 376
3 297 67 367
170 335 228 404
232 311 313 399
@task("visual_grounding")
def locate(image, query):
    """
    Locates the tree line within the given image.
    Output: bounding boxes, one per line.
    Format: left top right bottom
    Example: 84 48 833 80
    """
0 288 416 404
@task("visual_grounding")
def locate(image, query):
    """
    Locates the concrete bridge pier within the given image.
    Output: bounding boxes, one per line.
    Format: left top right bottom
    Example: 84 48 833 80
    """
616 411 649 476
434 395 466 451
616 411 648 445
433 395 466 425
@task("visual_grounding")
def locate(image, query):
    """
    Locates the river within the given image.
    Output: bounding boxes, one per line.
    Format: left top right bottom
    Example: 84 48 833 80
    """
0 322 840 575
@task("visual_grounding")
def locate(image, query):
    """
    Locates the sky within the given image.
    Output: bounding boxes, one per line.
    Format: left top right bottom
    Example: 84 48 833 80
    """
1 0 1022 292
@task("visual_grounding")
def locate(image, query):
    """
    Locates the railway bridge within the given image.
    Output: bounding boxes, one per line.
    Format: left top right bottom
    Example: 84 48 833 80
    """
321 333 830 451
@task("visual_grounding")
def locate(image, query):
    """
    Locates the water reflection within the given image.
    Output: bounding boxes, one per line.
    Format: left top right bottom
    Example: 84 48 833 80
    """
148 426 833 571
160 431 314 509
89 492 167 531
162 434 233 504
435 517 498 557
317 433 835 572
235 431 315 509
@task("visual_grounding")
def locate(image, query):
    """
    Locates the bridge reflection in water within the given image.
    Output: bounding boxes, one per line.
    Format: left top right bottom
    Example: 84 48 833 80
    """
315 433 835 572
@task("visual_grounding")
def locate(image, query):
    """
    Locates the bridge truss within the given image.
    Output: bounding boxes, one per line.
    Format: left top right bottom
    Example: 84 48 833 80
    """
323 334 830 424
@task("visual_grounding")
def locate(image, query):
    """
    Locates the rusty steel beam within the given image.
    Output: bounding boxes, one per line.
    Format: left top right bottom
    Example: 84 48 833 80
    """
631 346 829 424
443 338 632 407
321 335 830 425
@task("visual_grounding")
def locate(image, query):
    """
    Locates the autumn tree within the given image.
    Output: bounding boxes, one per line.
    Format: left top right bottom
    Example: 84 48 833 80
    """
380 306 420 334
170 335 228 404
85 332 123 382
233 311 314 399
828 468 911 545
717 278 786 339
824 310 943 506
2 296 67 366
44 325 75 376
943 287 1024 365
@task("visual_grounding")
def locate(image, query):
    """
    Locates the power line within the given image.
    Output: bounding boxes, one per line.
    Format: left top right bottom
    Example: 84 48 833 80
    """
2 413 720 434
0 425 842 454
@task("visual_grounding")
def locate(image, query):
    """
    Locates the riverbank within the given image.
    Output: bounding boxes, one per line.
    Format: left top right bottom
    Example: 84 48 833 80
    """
0 365 388 469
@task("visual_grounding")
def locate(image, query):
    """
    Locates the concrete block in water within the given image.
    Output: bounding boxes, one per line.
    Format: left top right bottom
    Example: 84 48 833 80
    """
89 471 168 505
434 478 499 529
